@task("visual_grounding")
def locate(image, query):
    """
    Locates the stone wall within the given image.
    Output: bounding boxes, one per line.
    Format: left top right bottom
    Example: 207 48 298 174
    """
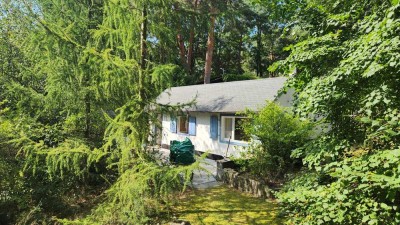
216 159 275 198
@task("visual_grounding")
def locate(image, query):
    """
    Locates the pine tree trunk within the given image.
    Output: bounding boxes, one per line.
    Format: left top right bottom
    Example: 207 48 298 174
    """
187 15 195 75
204 14 216 84
138 4 148 102
176 0 197 76
177 33 190 73
140 5 147 70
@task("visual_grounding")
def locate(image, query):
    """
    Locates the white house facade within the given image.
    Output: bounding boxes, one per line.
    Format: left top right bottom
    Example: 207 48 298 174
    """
156 77 293 158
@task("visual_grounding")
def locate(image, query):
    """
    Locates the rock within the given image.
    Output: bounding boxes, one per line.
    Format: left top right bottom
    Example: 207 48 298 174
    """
216 159 238 180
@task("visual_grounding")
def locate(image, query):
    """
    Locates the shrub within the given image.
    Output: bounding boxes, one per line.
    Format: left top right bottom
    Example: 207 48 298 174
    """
222 72 258 82
278 148 400 225
234 102 313 181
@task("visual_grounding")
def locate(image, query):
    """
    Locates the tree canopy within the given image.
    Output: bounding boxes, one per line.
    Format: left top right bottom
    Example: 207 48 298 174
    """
273 0 400 224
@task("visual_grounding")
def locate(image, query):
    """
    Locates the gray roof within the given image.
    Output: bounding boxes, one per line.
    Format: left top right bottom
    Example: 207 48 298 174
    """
156 77 287 113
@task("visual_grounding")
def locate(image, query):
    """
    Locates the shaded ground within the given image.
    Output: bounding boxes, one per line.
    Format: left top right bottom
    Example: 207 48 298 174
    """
157 148 220 189
173 185 284 225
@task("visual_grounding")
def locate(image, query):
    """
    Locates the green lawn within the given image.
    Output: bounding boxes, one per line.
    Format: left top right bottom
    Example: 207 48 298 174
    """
173 185 284 225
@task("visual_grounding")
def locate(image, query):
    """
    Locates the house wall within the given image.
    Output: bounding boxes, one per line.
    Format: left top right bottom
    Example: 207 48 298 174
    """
275 88 295 107
161 112 247 158
160 90 295 158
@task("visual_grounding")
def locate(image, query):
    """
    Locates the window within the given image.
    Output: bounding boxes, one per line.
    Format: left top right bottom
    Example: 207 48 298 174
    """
221 116 248 142
173 115 196 135
178 116 188 133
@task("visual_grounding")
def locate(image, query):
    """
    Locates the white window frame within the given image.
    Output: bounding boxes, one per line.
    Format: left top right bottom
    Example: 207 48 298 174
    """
178 116 188 134
221 116 248 143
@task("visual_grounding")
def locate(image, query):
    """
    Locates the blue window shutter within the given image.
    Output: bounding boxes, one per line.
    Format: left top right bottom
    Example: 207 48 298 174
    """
210 115 218 139
170 116 177 133
188 116 196 136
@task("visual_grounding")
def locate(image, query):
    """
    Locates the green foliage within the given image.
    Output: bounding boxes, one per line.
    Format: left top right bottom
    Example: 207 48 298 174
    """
151 64 178 90
0 146 23 224
69 159 202 224
222 72 258 82
0 0 205 224
0 116 75 224
1 100 200 224
0 102 23 223
291 135 350 171
279 149 400 224
273 1 400 224
274 1 400 140
17 138 93 180
234 102 313 180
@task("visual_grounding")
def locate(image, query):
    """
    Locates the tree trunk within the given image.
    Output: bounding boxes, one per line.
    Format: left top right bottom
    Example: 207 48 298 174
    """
204 14 216 84
237 33 243 73
140 5 147 70
177 33 190 73
187 15 195 75
84 0 95 139
175 0 198 76
138 4 148 101
256 21 263 77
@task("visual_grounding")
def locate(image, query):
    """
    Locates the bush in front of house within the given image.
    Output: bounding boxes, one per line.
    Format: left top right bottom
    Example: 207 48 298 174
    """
234 101 314 182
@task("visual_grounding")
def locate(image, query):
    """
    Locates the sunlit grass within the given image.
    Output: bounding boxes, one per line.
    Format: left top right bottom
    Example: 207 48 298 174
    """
173 185 284 225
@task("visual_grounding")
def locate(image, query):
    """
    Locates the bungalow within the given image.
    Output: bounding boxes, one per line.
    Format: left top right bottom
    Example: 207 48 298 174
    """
156 77 293 158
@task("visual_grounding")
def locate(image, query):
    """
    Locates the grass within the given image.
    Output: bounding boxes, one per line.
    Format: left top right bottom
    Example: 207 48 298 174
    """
173 185 284 225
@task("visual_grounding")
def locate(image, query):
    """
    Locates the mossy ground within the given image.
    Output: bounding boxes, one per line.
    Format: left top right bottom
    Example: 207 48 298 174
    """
173 185 284 225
